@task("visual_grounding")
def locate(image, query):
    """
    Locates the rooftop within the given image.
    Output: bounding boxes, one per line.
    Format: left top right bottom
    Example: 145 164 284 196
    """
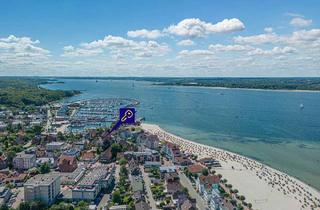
25 172 60 186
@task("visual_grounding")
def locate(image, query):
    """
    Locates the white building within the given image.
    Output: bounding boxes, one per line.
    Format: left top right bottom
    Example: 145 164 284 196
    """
46 142 65 151
13 152 36 170
72 165 114 201
24 173 61 205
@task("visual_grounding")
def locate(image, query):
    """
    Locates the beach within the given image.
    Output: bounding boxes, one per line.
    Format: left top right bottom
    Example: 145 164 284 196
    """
142 123 320 210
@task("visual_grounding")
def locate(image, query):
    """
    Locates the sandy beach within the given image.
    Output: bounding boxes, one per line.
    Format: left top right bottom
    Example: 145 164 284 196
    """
142 123 320 210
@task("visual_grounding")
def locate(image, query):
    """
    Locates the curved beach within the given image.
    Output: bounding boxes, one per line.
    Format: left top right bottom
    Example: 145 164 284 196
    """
142 123 320 210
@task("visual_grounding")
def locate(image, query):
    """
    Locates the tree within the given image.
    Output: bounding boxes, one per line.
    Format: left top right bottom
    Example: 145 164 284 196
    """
0 204 9 210
182 187 189 195
202 168 209 176
112 190 122 204
111 143 121 158
119 158 127 166
39 162 50 174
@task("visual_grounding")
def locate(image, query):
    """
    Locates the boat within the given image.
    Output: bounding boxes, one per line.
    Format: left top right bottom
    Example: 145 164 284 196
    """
300 103 304 109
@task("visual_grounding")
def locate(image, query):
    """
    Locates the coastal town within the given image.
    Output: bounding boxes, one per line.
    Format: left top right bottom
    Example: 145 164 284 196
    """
0 90 319 210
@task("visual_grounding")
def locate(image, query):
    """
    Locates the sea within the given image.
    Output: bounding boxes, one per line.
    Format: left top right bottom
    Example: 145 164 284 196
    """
42 78 320 190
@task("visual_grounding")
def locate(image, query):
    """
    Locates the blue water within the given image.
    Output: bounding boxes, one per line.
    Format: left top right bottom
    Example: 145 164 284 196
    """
42 79 320 189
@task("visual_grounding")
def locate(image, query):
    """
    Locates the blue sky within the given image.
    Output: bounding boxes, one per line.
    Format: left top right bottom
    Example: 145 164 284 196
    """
0 0 319 76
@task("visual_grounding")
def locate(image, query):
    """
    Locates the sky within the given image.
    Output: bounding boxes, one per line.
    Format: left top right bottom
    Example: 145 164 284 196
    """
0 0 319 77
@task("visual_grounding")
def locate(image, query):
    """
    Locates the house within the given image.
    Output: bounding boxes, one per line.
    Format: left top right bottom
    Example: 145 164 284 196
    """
36 157 56 168
198 158 221 168
46 142 65 151
124 149 159 163
137 133 160 150
160 166 176 174
24 173 61 205
63 149 81 158
180 199 197 210
174 156 192 166
81 150 96 162
162 142 181 162
187 164 205 175
196 175 220 203
165 172 181 195
13 152 36 170
58 155 77 172
0 156 7 170
100 147 113 163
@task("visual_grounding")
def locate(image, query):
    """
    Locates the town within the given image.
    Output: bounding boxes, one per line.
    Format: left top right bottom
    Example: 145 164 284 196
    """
0 97 254 210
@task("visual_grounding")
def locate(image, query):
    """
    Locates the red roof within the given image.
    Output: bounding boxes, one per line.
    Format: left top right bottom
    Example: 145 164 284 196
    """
188 164 205 174
199 175 220 189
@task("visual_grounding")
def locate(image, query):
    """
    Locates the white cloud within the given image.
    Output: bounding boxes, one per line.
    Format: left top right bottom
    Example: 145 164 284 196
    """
209 44 253 52
234 33 281 45
248 46 296 56
177 39 195 46
127 29 163 39
62 45 103 57
178 49 214 57
290 17 312 28
264 27 273 33
165 18 245 38
65 35 170 58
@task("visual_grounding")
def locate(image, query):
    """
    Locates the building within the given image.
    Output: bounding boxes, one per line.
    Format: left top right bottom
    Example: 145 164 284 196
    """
137 133 160 150
60 167 86 185
24 173 61 205
124 149 160 163
199 158 221 168
81 150 96 162
63 149 81 158
187 164 205 175
13 152 36 170
196 175 220 203
162 142 181 162
209 187 222 210
46 142 65 151
72 165 114 201
58 155 77 172
109 205 128 210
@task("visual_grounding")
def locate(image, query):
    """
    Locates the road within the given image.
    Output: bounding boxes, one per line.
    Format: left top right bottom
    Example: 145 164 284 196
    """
97 194 110 210
178 171 208 210
140 166 159 210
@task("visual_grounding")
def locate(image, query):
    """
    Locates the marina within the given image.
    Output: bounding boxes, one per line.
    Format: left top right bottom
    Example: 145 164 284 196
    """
53 98 139 133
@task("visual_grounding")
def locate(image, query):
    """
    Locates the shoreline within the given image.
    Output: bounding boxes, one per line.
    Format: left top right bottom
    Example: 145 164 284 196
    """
156 84 320 93
141 123 320 210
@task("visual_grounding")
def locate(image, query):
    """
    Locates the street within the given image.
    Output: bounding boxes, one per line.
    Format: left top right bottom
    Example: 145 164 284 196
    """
140 165 159 210
178 171 208 210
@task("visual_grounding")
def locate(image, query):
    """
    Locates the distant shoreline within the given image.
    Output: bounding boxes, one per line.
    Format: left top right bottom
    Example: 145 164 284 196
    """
156 84 320 93
38 76 320 93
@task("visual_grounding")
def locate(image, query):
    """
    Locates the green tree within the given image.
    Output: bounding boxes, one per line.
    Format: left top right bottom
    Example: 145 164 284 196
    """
111 143 121 158
0 204 9 210
39 162 50 174
119 158 127 166
112 190 122 204
202 168 209 176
